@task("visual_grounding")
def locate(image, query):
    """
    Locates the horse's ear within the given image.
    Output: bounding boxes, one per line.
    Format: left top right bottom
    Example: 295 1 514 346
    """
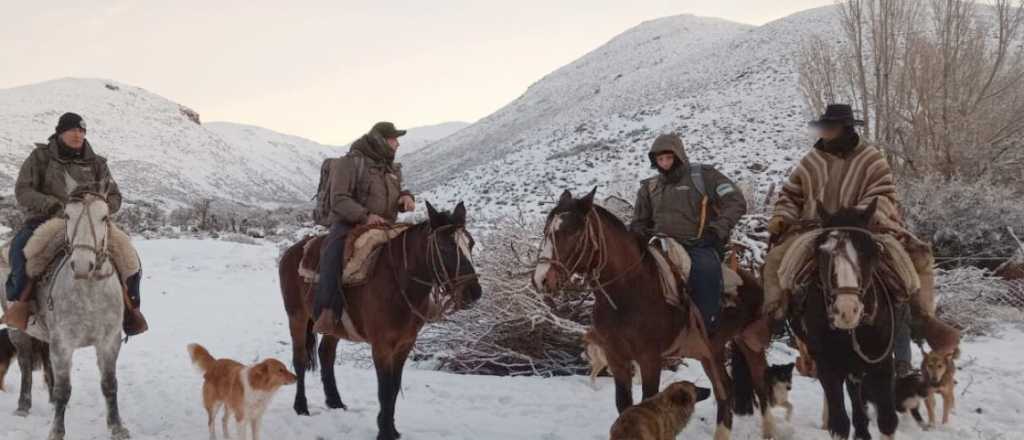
815 200 832 224
425 201 440 225
862 198 879 223
558 190 573 207
579 187 597 211
452 202 467 226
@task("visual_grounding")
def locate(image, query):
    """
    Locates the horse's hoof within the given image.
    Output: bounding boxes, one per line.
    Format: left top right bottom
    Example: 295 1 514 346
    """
47 431 65 440
13 408 29 417
293 401 310 416
325 397 348 410
111 425 131 440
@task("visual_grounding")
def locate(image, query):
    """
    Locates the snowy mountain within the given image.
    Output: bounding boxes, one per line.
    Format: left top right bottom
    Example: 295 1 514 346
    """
406 8 841 218
396 121 471 158
0 78 337 208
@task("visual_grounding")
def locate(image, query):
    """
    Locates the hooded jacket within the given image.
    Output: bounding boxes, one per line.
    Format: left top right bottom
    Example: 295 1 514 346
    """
15 136 123 224
326 128 414 224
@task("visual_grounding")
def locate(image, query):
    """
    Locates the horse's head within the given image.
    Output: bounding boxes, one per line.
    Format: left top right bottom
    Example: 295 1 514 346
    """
63 191 113 280
532 188 598 294
424 201 481 308
814 198 881 330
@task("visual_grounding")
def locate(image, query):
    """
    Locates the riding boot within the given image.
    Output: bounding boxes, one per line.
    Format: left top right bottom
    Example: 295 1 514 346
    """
122 286 148 336
312 224 349 336
1 278 36 331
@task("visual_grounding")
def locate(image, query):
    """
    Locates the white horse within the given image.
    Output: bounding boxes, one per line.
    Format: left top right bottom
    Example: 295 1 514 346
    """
22 193 130 440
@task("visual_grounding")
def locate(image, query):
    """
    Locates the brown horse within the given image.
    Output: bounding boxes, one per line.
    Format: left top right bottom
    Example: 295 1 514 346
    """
279 201 482 440
534 189 772 440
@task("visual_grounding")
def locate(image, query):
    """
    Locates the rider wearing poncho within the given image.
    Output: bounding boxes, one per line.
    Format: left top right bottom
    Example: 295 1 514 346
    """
1 112 148 336
755 104 959 363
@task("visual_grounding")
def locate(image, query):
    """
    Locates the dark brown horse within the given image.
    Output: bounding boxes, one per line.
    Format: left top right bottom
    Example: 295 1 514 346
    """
280 202 482 440
534 189 772 440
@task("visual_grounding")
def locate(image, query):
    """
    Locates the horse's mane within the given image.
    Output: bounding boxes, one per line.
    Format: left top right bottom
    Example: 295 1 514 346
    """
592 204 650 253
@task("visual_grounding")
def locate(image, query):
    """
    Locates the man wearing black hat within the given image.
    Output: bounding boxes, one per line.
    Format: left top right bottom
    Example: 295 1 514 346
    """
744 104 959 361
1 113 148 335
313 121 416 335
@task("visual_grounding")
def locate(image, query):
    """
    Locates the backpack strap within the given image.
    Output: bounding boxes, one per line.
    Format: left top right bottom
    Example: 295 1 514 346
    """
689 163 710 239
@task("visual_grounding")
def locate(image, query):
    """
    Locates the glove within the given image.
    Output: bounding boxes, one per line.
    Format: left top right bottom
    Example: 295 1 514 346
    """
767 216 787 236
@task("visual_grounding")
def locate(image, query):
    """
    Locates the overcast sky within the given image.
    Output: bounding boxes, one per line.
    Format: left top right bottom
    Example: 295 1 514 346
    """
1 0 833 144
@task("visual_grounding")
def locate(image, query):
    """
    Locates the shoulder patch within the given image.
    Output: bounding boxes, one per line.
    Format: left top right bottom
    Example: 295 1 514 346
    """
715 183 736 197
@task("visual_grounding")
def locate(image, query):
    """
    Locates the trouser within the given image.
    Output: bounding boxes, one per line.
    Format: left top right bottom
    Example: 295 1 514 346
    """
686 245 723 333
762 236 796 319
894 305 912 365
314 223 351 319
5 221 43 301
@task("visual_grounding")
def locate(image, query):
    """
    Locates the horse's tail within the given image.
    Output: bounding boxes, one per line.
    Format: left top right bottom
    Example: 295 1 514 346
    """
731 345 757 415
303 319 318 373
187 343 216 374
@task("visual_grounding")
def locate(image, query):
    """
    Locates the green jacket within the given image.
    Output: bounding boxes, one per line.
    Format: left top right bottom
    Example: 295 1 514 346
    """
15 137 123 224
327 129 413 225
629 134 746 244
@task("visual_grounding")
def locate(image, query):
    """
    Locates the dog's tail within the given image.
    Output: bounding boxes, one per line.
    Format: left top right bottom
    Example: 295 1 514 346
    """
187 343 216 374
731 345 757 415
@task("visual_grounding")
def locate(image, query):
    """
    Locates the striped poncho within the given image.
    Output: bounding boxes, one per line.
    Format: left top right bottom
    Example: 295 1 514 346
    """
774 141 907 235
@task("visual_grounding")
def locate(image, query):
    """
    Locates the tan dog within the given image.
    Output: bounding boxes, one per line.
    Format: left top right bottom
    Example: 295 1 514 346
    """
609 381 711 440
187 344 298 440
922 347 959 427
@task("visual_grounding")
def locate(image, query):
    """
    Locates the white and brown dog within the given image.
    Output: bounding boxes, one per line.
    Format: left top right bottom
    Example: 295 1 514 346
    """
188 344 297 440
922 347 959 427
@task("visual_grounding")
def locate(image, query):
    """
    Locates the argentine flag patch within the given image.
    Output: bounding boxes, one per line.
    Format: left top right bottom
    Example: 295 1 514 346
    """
716 183 736 197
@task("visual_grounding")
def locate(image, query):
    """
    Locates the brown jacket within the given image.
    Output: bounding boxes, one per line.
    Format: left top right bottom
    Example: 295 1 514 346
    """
327 130 413 225
630 134 747 243
15 137 123 223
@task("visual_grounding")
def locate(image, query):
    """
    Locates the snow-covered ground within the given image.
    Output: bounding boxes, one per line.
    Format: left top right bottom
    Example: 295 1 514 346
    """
1 239 1022 439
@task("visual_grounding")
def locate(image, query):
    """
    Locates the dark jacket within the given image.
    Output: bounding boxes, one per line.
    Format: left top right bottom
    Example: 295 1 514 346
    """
327 129 413 225
15 136 123 223
629 134 746 243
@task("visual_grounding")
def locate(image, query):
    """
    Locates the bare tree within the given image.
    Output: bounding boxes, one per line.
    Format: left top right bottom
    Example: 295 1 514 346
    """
800 0 1024 182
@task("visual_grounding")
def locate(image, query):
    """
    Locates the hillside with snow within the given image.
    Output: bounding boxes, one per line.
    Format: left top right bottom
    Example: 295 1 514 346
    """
406 8 840 218
395 121 470 158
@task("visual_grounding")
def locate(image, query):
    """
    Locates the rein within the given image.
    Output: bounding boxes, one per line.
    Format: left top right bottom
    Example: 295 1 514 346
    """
803 225 896 364
388 224 477 322
64 195 115 281
539 208 649 310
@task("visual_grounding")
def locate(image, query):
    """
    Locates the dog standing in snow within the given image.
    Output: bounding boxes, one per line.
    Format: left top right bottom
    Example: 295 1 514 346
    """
187 343 297 440
922 347 959 426
609 380 711 440
765 363 796 422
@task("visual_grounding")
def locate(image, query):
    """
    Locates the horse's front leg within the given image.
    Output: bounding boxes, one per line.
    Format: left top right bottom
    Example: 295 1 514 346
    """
14 339 34 416
373 342 410 440
866 363 898 439
845 377 870 440
819 366 850 439
738 342 774 439
698 352 733 440
637 355 662 400
47 344 73 440
97 334 130 440
319 335 347 410
606 352 634 413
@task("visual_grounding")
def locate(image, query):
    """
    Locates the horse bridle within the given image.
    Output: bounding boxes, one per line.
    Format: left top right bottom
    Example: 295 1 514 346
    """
539 209 646 309
64 193 115 281
812 226 895 364
392 224 478 321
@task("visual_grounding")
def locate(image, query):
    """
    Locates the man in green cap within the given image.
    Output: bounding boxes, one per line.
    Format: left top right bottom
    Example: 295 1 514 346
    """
313 121 416 334
629 133 747 333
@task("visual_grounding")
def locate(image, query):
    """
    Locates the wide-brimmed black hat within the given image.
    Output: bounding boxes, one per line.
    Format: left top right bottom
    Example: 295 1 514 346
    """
809 104 864 127
371 121 407 138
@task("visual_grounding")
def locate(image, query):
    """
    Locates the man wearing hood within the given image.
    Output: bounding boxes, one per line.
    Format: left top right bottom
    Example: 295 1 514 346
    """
629 133 747 333
313 122 415 334
1 112 147 335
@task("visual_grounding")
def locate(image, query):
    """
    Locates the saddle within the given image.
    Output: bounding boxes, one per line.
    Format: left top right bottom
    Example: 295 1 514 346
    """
20 218 141 283
779 230 918 303
647 236 744 308
298 224 411 287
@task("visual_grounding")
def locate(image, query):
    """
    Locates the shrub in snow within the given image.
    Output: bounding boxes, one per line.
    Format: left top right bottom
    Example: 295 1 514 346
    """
902 177 1024 266
934 267 1024 337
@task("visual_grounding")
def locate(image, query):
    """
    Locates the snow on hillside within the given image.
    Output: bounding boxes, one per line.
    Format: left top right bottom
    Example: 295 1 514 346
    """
406 8 840 219
0 78 335 207
1 239 1021 439
396 121 471 158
